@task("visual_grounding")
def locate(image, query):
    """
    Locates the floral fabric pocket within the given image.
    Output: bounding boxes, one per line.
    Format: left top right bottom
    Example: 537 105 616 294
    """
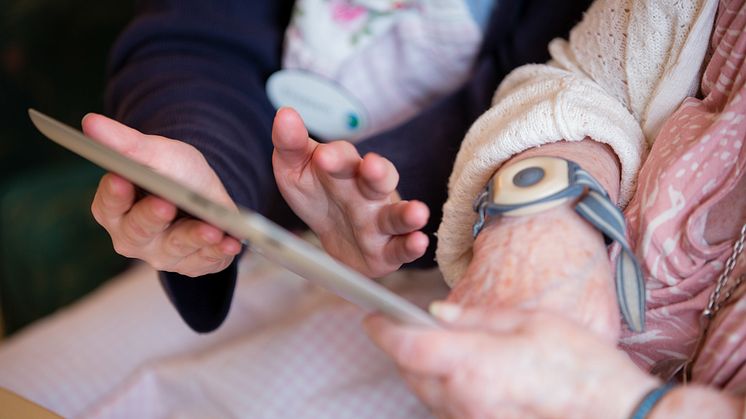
268 0 489 141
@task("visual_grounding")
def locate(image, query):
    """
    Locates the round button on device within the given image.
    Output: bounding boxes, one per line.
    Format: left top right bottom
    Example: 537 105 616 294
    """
513 167 545 187
490 156 571 215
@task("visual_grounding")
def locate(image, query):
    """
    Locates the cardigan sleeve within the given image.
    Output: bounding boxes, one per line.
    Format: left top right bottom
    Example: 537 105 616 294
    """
436 0 718 286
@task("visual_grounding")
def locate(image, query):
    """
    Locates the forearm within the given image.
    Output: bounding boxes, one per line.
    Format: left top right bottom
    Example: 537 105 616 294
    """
448 138 622 339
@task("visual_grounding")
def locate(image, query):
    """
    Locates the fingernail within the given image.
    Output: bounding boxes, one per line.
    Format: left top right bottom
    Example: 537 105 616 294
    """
429 301 462 322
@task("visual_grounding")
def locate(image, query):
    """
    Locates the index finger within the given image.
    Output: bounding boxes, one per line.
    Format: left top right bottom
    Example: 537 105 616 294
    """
363 314 484 376
428 302 530 333
429 302 591 342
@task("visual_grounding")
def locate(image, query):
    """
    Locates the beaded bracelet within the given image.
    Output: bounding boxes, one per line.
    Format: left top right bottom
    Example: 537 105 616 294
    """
629 382 677 419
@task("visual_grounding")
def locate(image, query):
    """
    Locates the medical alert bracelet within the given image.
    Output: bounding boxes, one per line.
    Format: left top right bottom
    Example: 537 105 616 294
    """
629 382 677 419
472 156 646 332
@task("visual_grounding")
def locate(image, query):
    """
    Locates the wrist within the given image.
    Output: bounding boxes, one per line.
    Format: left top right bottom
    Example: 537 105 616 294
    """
462 139 646 334
647 385 745 419
451 203 621 340
473 138 621 237
626 381 675 419
505 138 621 202
601 374 661 419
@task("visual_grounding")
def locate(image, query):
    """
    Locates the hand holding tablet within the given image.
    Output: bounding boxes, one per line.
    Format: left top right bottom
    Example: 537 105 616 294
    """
82 112 242 278
29 109 439 328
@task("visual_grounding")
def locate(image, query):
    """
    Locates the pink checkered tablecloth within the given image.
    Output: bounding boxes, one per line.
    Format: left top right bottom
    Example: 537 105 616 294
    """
0 251 448 418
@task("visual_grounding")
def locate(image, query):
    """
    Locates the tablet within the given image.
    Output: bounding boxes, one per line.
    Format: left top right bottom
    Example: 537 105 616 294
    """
29 109 439 328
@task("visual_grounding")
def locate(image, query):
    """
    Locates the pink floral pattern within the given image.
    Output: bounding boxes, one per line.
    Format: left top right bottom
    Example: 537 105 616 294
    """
330 1 367 23
326 0 418 45
619 0 746 393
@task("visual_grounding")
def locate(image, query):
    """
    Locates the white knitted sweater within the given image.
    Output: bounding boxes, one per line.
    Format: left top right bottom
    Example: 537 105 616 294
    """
436 0 719 286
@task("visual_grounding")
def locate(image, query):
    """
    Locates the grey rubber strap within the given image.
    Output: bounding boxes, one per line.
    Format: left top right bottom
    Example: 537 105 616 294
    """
574 184 646 333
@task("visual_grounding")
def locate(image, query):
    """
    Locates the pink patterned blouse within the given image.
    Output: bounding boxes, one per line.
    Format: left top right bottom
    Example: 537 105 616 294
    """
620 0 746 395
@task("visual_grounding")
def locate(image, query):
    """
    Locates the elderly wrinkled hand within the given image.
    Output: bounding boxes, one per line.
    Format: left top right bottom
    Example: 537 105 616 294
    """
364 305 658 419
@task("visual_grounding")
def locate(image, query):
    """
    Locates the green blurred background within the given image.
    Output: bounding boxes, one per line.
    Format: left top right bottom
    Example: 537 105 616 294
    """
0 1 133 336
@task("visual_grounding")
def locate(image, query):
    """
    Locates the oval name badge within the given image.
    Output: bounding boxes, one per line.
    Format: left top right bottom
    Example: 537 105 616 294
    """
266 70 368 142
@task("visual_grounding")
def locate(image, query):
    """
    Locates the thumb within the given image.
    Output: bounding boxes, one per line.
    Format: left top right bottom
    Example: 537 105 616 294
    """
82 113 158 166
272 107 318 171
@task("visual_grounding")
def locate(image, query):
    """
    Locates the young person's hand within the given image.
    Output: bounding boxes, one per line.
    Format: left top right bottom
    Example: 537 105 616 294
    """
272 107 429 278
84 114 242 277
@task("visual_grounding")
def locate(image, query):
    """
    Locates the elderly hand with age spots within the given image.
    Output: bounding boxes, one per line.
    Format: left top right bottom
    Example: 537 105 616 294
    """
365 304 659 419
364 138 746 418
365 302 744 419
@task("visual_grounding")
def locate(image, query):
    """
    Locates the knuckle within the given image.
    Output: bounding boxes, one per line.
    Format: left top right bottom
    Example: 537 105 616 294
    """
91 191 116 225
199 246 231 266
399 337 431 364
390 168 400 185
149 260 164 271
181 265 208 278
150 260 172 273
166 235 193 255
339 140 356 154
201 254 225 264
147 200 175 224
90 201 102 221
123 216 153 241
111 240 135 258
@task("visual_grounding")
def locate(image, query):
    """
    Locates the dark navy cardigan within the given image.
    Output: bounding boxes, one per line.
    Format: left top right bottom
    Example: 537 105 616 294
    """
105 0 592 332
